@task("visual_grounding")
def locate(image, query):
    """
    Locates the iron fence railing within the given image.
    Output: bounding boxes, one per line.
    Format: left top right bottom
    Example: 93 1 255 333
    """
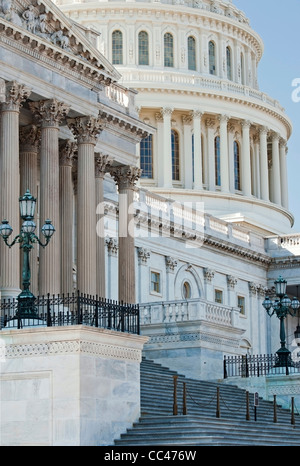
0 292 140 334
224 354 300 378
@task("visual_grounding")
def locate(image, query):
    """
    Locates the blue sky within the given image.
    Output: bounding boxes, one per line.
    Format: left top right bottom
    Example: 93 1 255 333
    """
234 0 300 232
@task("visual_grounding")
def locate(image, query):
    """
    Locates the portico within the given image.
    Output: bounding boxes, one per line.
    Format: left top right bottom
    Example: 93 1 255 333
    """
0 0 151 302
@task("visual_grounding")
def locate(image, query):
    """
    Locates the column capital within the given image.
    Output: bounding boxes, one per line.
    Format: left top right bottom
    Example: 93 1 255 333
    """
19 125 40 152
279 138 287 148
161 107 173 118
191 110 203 120
2 81 31 111
259 126 269 135
205 118 216 129
29 99 70 128
219 114 230 124
95 153 113 178
182 114 193 125
110 165 142 190
271 132 280 142
59 139 77 167
68 116 103 144
242 120 251 129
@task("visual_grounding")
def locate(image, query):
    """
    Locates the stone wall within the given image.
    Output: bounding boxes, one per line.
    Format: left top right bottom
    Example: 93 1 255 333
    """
0 326 148 446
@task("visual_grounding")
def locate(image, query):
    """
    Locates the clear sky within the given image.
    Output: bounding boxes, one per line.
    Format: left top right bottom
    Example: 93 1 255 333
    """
234 0 300 232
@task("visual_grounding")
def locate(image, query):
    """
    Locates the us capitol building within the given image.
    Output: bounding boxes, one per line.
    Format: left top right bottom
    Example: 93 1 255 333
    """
1 0 300 380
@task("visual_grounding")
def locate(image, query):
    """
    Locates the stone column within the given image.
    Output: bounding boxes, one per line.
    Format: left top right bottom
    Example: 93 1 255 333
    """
161 108 173 189
30 99 69 296
271 133 281 205
95 153 112 298
206 119 216 191
280 140 289 209
259 127 269 202
0 81 31 299
59 140 77 295
182 115 193 189
192 110 203 190
111 166 142 304
219 115 230 192
241 120 252 197
68 116 103 296
19 124 40 297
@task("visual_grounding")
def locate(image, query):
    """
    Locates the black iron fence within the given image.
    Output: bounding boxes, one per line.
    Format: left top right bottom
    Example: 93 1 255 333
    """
224 354 300 378
0 292 140 334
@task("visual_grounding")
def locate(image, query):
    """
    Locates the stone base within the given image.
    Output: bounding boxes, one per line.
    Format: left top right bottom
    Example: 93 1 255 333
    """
0 326 148 446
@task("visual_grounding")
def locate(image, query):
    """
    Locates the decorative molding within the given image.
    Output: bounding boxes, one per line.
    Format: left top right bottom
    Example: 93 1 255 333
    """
165 256 177 272
0 339 141 362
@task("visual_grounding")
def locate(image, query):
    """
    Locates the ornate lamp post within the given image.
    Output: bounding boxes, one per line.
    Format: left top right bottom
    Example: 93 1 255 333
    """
263 276 300 368
0 190 55 320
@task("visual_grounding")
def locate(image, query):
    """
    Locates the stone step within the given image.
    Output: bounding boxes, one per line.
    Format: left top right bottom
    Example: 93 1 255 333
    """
113 358 300 446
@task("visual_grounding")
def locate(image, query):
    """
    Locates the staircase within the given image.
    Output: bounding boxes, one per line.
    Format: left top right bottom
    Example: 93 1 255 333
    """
114 358 300 446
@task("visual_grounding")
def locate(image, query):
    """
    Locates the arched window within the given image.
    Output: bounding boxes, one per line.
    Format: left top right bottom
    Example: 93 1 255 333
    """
183 281 192 299
164 33 174 68
240 52 245 85
188 36 196 71
171 129 180 181
140 134 153 179
112 30 123 65
138 31 149 65
215 136 221 186
226 46 232 80
209 41 216 75
234 141 241 190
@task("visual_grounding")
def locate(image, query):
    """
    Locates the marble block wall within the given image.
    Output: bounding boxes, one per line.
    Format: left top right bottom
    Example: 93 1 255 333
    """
0 326 148 446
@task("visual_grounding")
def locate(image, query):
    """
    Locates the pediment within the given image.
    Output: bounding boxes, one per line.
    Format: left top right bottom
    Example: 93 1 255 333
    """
0 0 121 85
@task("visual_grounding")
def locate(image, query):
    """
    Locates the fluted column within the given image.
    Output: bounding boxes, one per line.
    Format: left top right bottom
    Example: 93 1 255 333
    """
280 140 289 209
19 124 40 296
241 120 252 197
161 108 173 189
192 110 203 190
30 99 69 296
182 115 193 189
206 119 216 191
0 81 31 299
259 127 269 202
59 140 76 295
111 166 142 304
219 115 230 192
271 133 281 205
95 153 112 298
68 116 103 296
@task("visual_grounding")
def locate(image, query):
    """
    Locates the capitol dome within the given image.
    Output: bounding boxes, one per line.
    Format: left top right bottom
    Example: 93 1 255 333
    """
56 0 293 235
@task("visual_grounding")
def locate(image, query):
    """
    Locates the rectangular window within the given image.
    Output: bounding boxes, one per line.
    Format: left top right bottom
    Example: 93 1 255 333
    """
214 289 223 304
151 271 161 294
238 296 246 315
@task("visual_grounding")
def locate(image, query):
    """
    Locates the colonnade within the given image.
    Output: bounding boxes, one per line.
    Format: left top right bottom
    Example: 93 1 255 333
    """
154 108 289 210
0 80 139 303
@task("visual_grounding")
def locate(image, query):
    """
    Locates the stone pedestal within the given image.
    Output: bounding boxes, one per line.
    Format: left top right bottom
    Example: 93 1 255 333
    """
0 326 148 446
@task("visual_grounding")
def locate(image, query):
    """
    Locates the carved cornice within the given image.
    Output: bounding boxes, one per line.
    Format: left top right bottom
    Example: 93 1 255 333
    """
98 106 151 143
0 0 119 86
